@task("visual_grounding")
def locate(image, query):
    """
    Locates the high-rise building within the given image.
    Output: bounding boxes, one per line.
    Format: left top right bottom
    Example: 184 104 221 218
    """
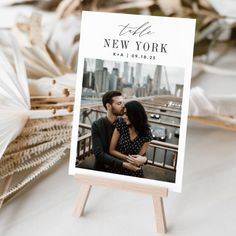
112 67 119 77
117 77 123 92
114 62 121 74
94 70 103 92
130 66 134 84
146 75 153 96
94 59 110 94
95 59 104 70
109 68 119 90
123 62 129 83
135 63 142 86
102 67 109 92
153 65 162 95
83 71 94 89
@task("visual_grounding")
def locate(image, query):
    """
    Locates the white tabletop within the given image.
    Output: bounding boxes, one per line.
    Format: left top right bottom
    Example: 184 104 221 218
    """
1 123 236 236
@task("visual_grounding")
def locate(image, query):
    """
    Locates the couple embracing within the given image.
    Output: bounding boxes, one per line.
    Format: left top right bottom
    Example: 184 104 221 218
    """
92 91 153 177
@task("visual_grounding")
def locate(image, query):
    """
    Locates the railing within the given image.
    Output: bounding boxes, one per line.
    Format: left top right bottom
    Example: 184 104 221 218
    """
76 124 92 166
76 123 178 172
148 140 178 171
81 108 180 128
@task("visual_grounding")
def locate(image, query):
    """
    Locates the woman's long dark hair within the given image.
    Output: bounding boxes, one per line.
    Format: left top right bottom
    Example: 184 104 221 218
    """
125 101 150 136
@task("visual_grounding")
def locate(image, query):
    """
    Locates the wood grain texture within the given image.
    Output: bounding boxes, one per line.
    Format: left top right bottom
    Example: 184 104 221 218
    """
73 184 91 217
153 195 167 234
75 174 168 197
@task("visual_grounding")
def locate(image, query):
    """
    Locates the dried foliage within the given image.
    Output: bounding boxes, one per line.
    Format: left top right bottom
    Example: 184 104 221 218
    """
5 1 236 57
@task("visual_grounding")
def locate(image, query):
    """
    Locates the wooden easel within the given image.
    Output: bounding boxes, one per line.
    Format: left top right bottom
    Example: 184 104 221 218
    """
73 174 168 234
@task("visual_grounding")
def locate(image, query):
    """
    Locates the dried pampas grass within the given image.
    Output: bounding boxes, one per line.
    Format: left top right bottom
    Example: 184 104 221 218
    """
0 28 74 207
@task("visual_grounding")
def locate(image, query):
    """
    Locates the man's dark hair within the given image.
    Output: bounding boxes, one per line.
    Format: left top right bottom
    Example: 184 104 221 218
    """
102 91 122 110
125 100 150 136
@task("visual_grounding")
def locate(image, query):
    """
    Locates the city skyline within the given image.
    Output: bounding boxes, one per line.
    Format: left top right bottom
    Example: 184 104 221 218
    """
82 58 185 98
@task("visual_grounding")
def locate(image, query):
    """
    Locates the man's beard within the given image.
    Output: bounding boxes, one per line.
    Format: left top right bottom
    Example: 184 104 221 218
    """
111 107 124 116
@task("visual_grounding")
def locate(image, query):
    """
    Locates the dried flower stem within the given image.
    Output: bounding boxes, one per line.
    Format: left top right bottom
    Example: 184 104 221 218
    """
189 116 236 132
31 96 74 104
0 144 68 202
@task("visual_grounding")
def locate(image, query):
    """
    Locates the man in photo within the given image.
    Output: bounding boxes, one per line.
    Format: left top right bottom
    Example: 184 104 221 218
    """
91 91 147 175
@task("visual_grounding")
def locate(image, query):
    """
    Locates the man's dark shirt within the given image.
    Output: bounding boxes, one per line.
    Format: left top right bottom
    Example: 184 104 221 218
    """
92 117 123 171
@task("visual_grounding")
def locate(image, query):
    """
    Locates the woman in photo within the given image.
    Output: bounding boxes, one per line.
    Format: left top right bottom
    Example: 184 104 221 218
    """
109 100 153 177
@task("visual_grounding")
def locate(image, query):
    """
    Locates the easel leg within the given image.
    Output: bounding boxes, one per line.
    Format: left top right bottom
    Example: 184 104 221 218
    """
73 184 91 217
152 195 167 234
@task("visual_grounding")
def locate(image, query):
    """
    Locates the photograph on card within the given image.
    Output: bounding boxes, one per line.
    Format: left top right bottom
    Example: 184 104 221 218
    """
75 57 184 184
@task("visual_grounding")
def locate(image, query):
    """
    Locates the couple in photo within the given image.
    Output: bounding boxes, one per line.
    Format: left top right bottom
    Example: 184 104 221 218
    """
92 91 153 177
